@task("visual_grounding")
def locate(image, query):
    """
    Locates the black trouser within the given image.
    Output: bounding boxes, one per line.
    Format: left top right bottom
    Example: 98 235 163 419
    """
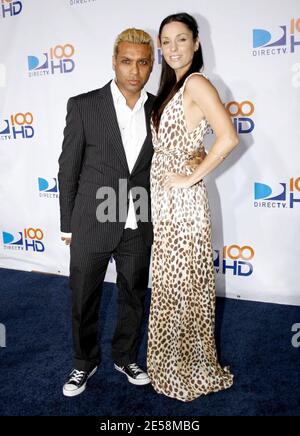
69 228 151 372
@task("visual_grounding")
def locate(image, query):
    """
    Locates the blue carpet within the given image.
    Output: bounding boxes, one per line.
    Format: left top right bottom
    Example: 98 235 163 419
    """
0 267 299 416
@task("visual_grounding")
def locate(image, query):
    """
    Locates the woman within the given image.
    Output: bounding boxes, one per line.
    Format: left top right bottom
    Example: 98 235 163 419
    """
147 12 238 402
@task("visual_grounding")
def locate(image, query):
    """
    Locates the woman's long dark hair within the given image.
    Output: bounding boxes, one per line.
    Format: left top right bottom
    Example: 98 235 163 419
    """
152 13 204 132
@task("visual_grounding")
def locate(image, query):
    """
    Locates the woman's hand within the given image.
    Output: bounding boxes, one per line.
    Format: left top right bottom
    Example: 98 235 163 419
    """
186 148 207 169
162 172 194 190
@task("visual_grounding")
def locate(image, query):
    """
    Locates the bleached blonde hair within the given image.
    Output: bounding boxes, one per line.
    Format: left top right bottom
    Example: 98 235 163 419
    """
113 28 154 63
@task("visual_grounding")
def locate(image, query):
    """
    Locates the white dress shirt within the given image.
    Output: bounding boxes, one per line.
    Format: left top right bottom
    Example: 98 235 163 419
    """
110 79 148 229
61 80 148 239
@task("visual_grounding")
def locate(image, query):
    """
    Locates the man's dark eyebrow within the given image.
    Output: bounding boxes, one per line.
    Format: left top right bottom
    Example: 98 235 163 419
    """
119 56 150 61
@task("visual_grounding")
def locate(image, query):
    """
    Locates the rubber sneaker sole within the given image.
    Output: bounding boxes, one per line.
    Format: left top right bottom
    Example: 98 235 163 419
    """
114 364 150 386
63 366 98 397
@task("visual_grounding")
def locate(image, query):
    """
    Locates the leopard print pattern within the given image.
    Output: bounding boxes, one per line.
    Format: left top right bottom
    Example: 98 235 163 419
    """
147 73 233 402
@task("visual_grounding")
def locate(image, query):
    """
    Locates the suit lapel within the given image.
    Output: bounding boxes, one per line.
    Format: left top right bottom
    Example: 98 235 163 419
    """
99 82 130 173
99 83 153 175
131 96 153 175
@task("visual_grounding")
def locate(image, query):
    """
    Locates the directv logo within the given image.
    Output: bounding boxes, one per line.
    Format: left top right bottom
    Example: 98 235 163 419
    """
2 229 45 252
2 231 23 250
214 245 254 277
252 18 300 56
38 178 58 198
252 26 288 56
0 112 34 141
254 179 300 209
28 44 75 78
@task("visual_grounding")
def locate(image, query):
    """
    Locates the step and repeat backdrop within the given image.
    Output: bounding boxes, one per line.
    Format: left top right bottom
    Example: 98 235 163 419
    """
0 0 299 305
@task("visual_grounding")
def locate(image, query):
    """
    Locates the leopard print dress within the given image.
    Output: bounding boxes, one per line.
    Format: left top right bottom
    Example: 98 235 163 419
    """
147 73 233 402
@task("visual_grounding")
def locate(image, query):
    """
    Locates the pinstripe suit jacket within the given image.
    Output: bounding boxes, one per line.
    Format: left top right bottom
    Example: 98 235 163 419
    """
58 81 155 251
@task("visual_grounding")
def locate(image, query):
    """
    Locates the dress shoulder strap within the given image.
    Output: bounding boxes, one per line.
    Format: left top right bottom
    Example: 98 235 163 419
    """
181 72 208 93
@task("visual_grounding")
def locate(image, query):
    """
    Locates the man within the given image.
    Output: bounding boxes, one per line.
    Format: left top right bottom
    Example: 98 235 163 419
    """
58 28 154 397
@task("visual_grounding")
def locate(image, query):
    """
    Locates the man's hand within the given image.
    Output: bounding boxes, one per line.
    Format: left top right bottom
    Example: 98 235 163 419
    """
61 236 72 245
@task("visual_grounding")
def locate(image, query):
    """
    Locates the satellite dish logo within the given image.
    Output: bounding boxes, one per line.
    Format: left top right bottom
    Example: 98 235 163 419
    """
253 26 287 49
38 178 58 198
214 244 254 277
28 44 75 78
2 228 45 252
0 0 22 19
2 231 23 249
252 18 300 56
254 178 300 209
0 112 34 140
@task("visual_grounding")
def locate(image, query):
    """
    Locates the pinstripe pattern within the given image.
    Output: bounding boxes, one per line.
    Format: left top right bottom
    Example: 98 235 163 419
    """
58 81 154 251
58 81 154 371
70 228 150 371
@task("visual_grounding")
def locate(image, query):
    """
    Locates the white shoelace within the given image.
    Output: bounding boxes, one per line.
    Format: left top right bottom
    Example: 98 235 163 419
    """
128 363 142 375
69 370 85 383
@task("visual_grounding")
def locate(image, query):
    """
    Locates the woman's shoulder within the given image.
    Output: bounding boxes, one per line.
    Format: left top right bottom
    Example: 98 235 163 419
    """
184 72 217 99
184 72 210 88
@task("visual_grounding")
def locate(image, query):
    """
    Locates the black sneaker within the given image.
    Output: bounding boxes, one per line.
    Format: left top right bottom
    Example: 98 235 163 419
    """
114 362 150 385
63 366 97 397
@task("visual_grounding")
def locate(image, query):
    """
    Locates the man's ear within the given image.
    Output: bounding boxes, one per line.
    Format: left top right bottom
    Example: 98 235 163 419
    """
112 55 116 71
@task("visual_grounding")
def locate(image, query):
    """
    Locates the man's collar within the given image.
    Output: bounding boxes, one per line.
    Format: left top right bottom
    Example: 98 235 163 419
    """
111 79 148 110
